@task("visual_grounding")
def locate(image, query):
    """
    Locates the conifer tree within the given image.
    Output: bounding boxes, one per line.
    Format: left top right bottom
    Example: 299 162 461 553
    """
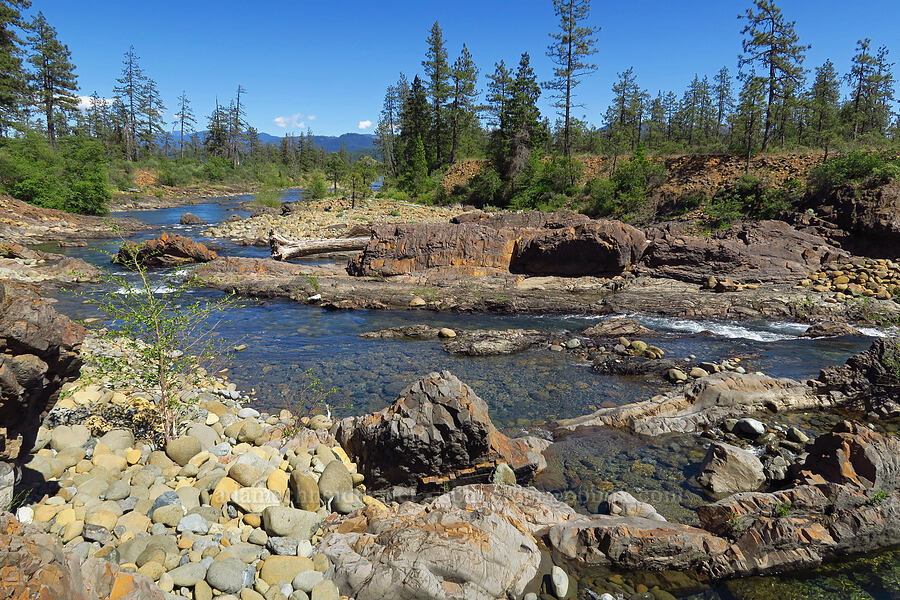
732 73 767 171
113 46 147 161
205 98 229 157
738 0 809 151
138 77 165 154
485 60 512 130
0 0 29 135
422 22 450 168
397 75 429 183
26 11 78 148
713 66 734 139
505 53 544 179
449 44 478 164
174 91 196 159
545 0 599 162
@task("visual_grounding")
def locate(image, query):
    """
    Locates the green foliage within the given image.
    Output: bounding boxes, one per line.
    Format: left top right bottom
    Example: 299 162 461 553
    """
305 170 329 200
510 154 582 210
775 502 791 517
807 151 900 196
582 145 665 218
157 159 197 187
253 187 283 209
0 132 110 215
201 156 229 182
87 238 243 440
871 490 888 504
705 174 801 229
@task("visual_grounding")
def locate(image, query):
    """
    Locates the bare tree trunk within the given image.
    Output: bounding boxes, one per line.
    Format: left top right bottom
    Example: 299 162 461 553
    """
269 230 369 261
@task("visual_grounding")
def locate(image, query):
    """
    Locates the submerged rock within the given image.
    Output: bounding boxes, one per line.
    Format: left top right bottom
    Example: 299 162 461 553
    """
441 329 548 356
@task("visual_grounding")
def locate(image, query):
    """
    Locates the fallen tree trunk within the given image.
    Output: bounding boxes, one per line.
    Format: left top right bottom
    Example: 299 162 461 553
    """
269 229 369 261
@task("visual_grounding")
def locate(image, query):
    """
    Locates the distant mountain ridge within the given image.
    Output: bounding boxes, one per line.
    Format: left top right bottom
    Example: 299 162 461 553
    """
168 131 376 153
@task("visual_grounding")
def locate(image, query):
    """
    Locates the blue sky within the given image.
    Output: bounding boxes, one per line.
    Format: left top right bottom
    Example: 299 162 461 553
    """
34 0 900 136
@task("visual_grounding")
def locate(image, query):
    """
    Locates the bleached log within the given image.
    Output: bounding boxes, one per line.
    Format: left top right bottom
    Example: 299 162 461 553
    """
269 229 369 261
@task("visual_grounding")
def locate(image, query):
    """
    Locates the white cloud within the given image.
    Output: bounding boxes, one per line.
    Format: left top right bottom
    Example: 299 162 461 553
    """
358 120 373 130
307 115 317 121
273 113 306 129
77 95 113 111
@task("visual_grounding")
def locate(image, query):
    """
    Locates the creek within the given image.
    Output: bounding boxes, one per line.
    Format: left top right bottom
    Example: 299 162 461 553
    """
42 192 898 600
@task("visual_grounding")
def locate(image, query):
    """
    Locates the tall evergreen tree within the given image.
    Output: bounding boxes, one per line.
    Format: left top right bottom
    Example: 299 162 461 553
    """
422 22 450 168
228 85 247 167
26 11 78 148
0 0 29 135
396 75 430 183
713 66 734 140
138 77 165 154
806 60 842 152
544 0 599 162
449 44 478 164
732 73 767 171
205 98 229 158
504 52 544 179
113 46 146 161
485 60 512 130
174 91 196 159
376 74 406 177
738 0 809 150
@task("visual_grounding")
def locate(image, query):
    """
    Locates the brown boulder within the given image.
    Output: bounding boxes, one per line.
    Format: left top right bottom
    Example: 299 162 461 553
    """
583 318 654 338
348 211 647 278
641 220 844 283
114 232 217 269
797 420 900 492
811 181 900 258
332 371 546 491
816 338 900 418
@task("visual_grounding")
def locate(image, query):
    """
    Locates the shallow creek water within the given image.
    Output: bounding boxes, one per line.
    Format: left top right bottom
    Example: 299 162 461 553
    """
42 194 898 599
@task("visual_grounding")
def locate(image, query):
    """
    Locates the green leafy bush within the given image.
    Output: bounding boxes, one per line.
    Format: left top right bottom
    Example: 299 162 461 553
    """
582 145 665 218
0 133 110 215
808 151 900 196
510 154 582 210
157 159 197 187
705 175 801 228
201 156 229 182
305 170 329 200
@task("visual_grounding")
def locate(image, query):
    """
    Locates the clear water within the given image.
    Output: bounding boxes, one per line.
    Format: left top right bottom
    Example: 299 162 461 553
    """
40 194 897 600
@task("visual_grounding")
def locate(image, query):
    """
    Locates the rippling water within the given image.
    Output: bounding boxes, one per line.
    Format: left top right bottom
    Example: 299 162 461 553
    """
40 194 898 600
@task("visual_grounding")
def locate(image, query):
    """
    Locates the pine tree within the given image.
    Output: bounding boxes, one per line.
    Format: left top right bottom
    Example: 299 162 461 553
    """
138 77 165 154
409 133 428 194
544 0 599 162
174 91 196 159
205 98 229 158
713 67 734 140
738 0 809 150
0 0 30 135
645 92 666 150
376 75 406 177
449 44 478 164
732 73 767 172
228 85 248 167
113 46 147 161
847 41 896 139
326 149 348 192
485 60 512 130
422 22 450 168
505 53 544 179
26 12 79 148
397 75 430 183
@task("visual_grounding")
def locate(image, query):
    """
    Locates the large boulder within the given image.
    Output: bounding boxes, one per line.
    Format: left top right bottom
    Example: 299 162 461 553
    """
441 329 548 356
641 220 844 284
0 284 85 486
332 371 547 491
348 211 647 278
114 233 217 269
696 442 766 496
319 485 571 600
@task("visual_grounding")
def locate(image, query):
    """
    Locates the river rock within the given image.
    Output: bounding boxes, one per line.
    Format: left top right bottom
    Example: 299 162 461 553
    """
816 338 900 418
206 558 248 593
734 418 766 438
97 428 134 451
697 442 765 495
291 570 323 593
549 565 568 598
115 232 218 269
333 371 546 489
605 490 666 522
802 321 862 338
289 471 320 511
441 329 548 356
168 562 207 587
316 460 352 503
358 325 440 340
262 506 322 540
231 487 281 514
177 513 210 535
180 212 207 225
50 424 91 452
583 318 654 338
259 556 315 586
165 436 201 466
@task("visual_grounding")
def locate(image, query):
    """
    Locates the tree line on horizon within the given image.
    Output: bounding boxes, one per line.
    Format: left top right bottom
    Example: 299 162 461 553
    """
377 0 898 210
0 0 898 217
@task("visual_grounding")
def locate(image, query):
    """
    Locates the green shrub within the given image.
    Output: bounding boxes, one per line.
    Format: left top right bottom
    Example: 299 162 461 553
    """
705 174 800 228
201 156 229 182
305 171 329 200
581 145 664 218
510 154 583 210
157 159 196 187
582 177 618 217
465 168 505 208
807 151 900 196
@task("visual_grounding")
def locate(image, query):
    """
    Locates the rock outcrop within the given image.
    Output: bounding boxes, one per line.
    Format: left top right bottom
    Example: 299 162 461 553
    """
0 242 101 283
815 337 900 418
441 329 548 356
348 211 648 278
554 372 819 436
114 233 218 269
0 511 163 599
320 484 575 600
641 220 844 284
0 283 85 502
808 181 900 258
583 318 654 338
332 371 548 492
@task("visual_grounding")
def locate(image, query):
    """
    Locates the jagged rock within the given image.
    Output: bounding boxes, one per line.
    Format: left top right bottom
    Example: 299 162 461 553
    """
114 232 217 269
441 329 548 356
641 220 844 284
332 371 547 490
0 284 85 494
320 485 570 600
816 338 900 418
696 442 766 496
801 321 862 338
583 318 654 338
807 181 900 257
555 372 821 436
0 511 163 599
348 212 647 278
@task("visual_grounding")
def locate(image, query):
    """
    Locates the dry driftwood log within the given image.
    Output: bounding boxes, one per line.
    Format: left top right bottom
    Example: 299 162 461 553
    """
269 229 369 261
